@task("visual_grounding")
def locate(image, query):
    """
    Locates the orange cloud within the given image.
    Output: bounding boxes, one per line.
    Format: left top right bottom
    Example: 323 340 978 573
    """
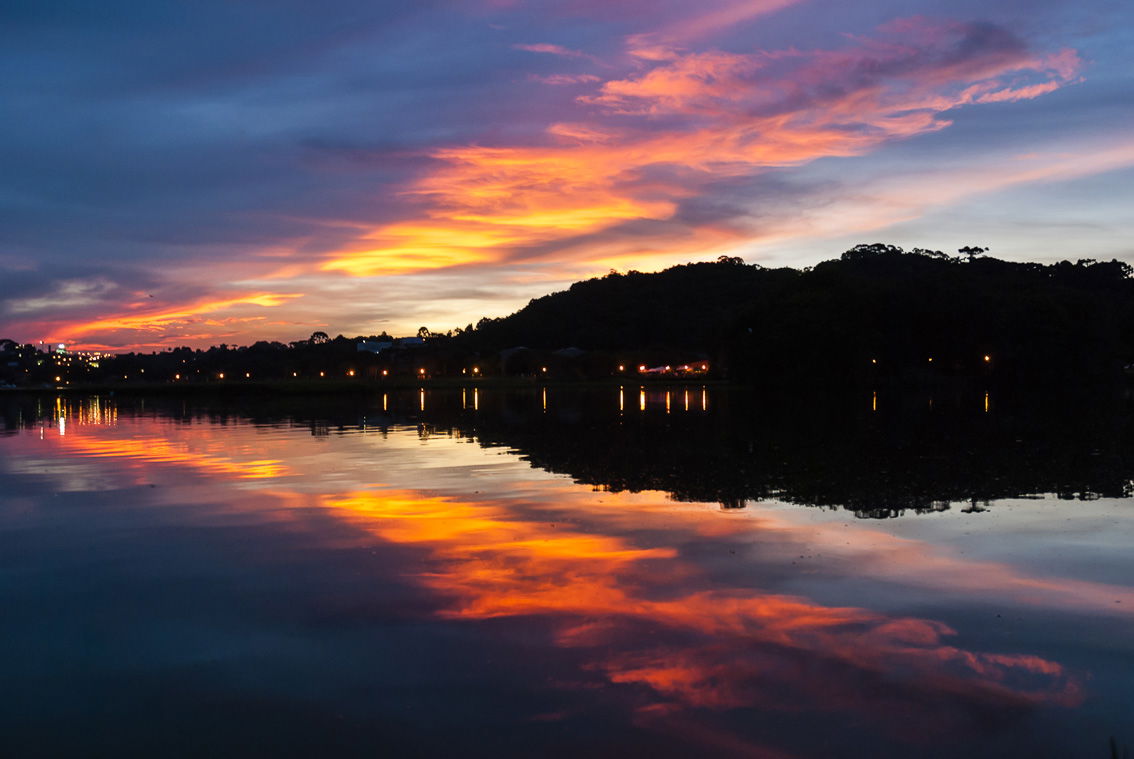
46 292 302 346
322 19 1079 280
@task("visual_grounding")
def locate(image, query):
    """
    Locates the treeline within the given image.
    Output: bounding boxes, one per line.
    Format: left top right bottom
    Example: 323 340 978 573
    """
4 244 1133 387
728 244 1134 386
457 244 1134 386
459 255 778 352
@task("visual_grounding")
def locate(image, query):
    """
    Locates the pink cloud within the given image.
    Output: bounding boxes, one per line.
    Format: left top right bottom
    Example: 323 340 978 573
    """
529 73 602 85
630 0 803 47
588 18 1081 118
514 42 592 59
321 18 1083 282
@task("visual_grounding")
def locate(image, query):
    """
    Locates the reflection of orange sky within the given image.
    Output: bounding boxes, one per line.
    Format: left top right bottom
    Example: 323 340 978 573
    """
35 414 1132 740
319 487 1088 723
56 431 289 480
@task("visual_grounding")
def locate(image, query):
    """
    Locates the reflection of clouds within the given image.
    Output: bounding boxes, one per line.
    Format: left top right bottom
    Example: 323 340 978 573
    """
2 457 124 494
15 412 1121 751
602 636 1080 745
601 616 1083 715
56 431 288 481
325 491 675 616
742 509 1134 617
321 487 1085 737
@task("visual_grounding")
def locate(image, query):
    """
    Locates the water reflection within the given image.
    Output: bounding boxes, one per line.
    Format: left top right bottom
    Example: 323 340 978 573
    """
6 388 1134 517
0 391 1131 756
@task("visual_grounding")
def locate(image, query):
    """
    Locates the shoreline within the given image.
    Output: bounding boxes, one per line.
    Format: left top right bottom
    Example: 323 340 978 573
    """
0 376 731 396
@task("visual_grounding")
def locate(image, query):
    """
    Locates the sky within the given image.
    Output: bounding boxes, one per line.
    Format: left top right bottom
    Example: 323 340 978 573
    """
2 0 1132 351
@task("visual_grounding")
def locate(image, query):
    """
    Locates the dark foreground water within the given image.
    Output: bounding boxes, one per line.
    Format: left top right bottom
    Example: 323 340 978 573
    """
1 388 1131 757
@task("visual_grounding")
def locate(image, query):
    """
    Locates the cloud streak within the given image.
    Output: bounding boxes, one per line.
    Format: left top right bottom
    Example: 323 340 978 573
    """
0 0 1128 350
20 292 304 348
322 18 1081 281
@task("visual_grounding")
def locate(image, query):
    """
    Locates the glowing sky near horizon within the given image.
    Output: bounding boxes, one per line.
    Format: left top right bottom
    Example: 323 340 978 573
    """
2 0 1132 351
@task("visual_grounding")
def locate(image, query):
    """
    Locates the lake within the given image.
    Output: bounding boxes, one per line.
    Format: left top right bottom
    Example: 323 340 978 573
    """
1 388 1131 757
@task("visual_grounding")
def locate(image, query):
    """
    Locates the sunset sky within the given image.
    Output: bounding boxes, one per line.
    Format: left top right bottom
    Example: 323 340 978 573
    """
3 0 1132 351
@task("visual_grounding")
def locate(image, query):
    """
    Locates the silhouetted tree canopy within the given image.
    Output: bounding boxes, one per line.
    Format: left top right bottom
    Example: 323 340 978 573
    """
453 245 1134 386
5 245 1134 388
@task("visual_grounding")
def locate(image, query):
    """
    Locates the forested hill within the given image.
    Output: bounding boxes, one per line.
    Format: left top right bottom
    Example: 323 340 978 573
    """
463 245 1134 385
8 244 1131 389
465 256 795 351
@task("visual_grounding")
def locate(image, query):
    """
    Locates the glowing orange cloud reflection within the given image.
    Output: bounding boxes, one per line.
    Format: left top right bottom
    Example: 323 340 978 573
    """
31 411 1108 747
319 487 1085 724
56 433 289 480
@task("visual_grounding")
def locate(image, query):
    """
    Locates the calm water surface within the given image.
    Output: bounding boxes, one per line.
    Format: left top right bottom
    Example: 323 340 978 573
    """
0 389 1131 757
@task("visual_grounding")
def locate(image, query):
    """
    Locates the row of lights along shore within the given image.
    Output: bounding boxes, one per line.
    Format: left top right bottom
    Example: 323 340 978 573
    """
53 357 995 385
189 356 990 381
871 355 991 364
156 363 714 381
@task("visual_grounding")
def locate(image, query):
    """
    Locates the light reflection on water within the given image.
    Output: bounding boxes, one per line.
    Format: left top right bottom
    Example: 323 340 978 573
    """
0 392 1131 757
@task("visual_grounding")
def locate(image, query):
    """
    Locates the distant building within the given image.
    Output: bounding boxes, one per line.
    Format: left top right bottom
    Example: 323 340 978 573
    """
357 341 394 354
357 336 426 354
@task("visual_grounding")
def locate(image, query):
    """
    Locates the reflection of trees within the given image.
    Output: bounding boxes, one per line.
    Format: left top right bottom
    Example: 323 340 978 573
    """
438 389 1134 517
4 388 1133 517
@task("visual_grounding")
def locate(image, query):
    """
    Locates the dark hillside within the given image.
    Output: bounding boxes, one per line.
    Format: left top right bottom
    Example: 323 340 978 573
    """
8 244 1132 388
464 257 797 352
730 245 1134 386
456 244 1134 386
